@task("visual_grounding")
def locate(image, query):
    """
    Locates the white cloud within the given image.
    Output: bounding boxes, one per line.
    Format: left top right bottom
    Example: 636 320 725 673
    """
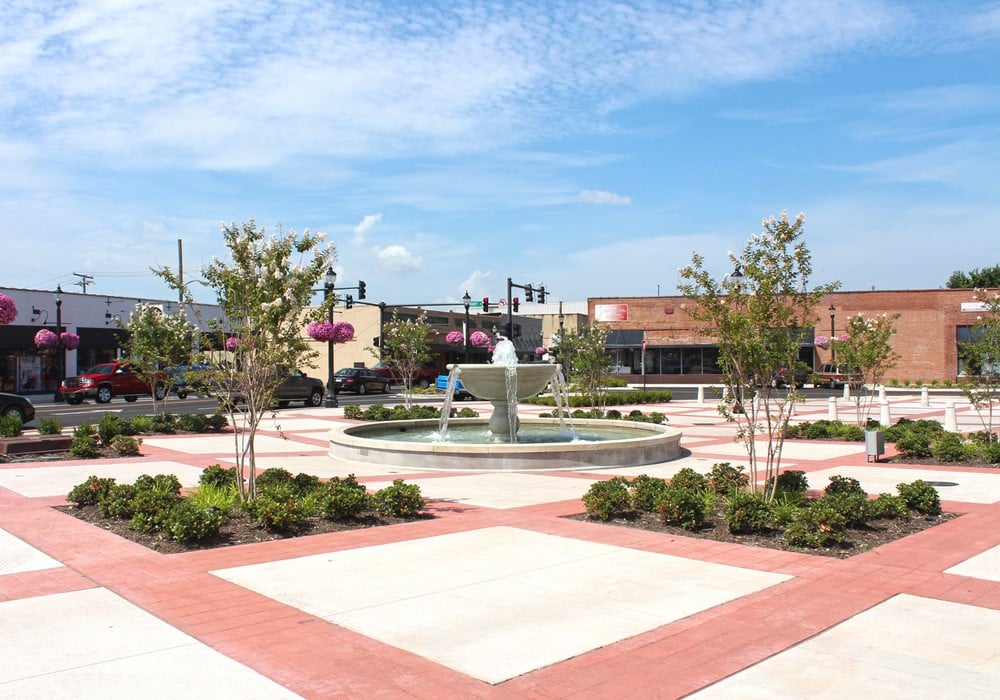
579 189 632 206
458 270 495 299
352 213 382 246
375 244 422 272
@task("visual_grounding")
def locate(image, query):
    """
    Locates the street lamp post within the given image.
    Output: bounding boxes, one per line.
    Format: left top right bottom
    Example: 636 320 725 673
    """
324 267 339 408
462 290 471 363
829 303 836 363
54 285 64 402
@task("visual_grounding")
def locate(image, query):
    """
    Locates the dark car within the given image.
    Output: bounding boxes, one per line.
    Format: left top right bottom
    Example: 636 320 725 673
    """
0 392 35 424
436 374 476 400
771 365 812 388
220 369 325 407
334 368 390 395
372 361 440 388
169 364 211 399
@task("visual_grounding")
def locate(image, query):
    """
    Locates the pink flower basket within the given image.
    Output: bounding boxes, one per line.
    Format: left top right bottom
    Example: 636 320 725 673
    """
331 322 355 344
445 330 464 345
0 294 16 325
34 329 59 349
469 330 491 348
225 337 241 352
307 321 336 342
60 332 81 350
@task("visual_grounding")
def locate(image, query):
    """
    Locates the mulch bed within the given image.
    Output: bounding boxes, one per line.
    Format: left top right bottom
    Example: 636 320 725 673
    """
56 504 431 555
567 506 958 559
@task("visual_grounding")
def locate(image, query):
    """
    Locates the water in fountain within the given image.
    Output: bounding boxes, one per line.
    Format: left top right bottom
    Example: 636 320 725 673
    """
550 366 573 433
435 369 460 440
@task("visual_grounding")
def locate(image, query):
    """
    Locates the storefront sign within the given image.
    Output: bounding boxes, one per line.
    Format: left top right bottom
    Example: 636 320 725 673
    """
961 302 989 312
595 304 628 322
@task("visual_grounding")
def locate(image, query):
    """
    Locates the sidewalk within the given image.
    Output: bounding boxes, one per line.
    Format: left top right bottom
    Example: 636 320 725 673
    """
1 394 998 698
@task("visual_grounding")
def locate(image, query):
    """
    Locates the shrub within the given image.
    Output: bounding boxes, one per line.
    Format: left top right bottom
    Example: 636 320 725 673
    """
930 433 966 463
187 482 238 514
765 470 809 500
669 467 708 492
150 412 178 434
724 490 772 534
256 467 295 491
897 480 941 515
582 477 632 521
128 415 154 433
895 431 933 459
319 475 370 520
67 475 115 506
176 413 208 433
204 413 229 431
0 413 23 438
166 501 225 543
97 413 122 446
868 493 910 519
111 435 142 457
884 418 942 444
372 479 425 517
658 485 707 530
243 484 306 532
69 432 100 458
630 475 669 512
200 464 239 489
342 405 363 419
606 409 622 419
768 495 802 526
784 501 848 548
37 416 63 435
785 420 865 441
708 462 749 494
818 492 869 527
455 407 479 418
99 483 138 519
824 475 866 498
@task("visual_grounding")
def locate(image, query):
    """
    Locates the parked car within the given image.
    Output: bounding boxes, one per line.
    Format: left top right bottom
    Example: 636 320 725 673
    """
814 363 862 388
0 392 35 424
436 374 476 400
334 368 390 395
168 364 211 399
372 361 440 388
220 369 325 407
771 365 812 388
59 361 165 404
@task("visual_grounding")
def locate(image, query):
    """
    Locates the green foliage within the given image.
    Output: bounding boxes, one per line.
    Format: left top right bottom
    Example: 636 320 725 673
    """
377 312 434 409
582 477 632 521
343 403 444 422
187 482 239 514
868 493 910 520
897 480 941 515
817 492 869 527
931 432 967 463
765 470 809 501
831 313 901 426
884 418 943 444
99 483 138 519
824 475 866 498
121 302 195 414
176 413 208 433
69 424 100 458
707 462 749 494
372 479 425 517
67 475 116 506
669 467 708 492
947 264 1000 289
319 475 370 520
455 407 479 418
768 495 801 526
37 416 63 435
97 413 123 446
678 210 838 499
524 390 673 407
243 484 306 532
630 475 669 512
724 490 772 534
111 434 142 456
255 467 294 490
342 404 362 419
166 500 225 543
895 431 933 459
784 502 848 548
200 465 239 489
784 420 865 441
658 485 707 530
0 413 23 437
128 415 154 433
150 412 178 434
550 324 613 409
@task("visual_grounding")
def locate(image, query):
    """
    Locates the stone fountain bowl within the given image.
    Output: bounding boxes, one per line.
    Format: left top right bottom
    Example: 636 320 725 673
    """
448 363 556 401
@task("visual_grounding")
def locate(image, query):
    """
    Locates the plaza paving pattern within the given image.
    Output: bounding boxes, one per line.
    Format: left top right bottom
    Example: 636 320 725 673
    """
1 392 999 698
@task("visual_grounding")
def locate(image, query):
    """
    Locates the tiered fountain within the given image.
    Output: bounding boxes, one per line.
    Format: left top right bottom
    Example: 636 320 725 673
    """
328 338 682 471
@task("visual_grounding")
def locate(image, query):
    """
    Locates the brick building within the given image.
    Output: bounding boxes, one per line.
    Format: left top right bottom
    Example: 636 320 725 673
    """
588 288 994 384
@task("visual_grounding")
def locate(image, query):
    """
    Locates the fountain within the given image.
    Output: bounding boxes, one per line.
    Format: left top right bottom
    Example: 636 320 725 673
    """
328 337 683 471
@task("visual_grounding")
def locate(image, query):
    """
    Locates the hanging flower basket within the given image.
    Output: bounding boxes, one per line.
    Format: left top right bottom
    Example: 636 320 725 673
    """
469 330 491 348
814 335 830 349
307 321 336 342
445 330 464 345
34 329 60 349
331 321 355 344
60 332 81 350
225 337 241 352
535 346 545 355
0 294 16 325
836 333 851 343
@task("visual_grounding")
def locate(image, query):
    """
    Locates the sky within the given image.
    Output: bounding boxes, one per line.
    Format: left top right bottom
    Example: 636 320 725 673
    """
1 0 998 309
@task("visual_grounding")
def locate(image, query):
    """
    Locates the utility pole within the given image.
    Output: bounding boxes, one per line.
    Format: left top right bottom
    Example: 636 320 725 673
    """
72 273 94 293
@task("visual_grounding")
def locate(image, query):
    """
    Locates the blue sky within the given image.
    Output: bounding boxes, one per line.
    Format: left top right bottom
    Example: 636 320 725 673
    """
1 1 998 308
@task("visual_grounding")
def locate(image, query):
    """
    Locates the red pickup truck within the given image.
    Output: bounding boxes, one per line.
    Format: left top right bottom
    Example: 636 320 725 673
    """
59 361 166 404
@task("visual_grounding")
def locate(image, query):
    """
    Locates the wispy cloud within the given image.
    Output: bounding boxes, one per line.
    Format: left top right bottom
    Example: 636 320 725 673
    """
579 189 632 206
352 213 382 246
375 244 422 272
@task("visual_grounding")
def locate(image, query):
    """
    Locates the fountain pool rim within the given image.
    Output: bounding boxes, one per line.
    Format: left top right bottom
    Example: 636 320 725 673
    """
328 417 683 472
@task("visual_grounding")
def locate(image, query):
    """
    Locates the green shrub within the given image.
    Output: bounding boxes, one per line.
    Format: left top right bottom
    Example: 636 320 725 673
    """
187 482 238 515
818 492 869 527
884 418 942 444
708 462 749 494
724 490 772 534
765 470 809 500
931 433 966 463
127 415 154 433
768 495 802 526
455 407 479 418
134 473 182 496
200 465 239 489
111 434 142 456
67 475 115 506
69 433 100 458
150 412 178 434
372 479 425 517
658 485 707 530
784 501 848 548
868 493 910 519
669 467 708 493
630 475 669 512
582 477 632 521
37 416 63 435
99 483 137 519
897 480 941 515
166 500 225 543
256 467 295 491
176 413 208 433
0 413 24 438
342 405 363 419
785 420 865 441
319 475 370 520
243 484 306 532
97 413 122 446
204 413 229 431
606 409 622 419
824 475 866 498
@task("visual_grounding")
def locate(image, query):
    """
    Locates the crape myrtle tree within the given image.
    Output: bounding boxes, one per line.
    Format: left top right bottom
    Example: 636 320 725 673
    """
960 290 1000 441
550 324 612 410
157 218 335 501
826 313 900 427
373 312 433 409
678 212 839 501
122 303 195 413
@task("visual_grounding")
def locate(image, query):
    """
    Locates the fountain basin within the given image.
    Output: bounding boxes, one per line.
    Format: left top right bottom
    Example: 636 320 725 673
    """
328 418 683 471
448 363 556 400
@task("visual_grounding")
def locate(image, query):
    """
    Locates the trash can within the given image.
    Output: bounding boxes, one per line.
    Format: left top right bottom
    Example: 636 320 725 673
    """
865 430 885 463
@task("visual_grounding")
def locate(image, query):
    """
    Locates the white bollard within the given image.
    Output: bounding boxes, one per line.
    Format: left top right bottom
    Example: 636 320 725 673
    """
828 396 838 421
944 400 957 432
920 386 929 407
879 385 887 402
880 400 891 427
843 384 851 400
697 385 705 405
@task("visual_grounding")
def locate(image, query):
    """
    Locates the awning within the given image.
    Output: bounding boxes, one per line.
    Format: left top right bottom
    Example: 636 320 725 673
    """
605 330 645 348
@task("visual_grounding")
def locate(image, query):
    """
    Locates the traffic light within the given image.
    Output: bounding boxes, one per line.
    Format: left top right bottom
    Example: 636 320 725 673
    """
345 294 354 309
358 280 366 300
512 297 519 312
537 286 546 303
482 297 489 312
524 286 533 302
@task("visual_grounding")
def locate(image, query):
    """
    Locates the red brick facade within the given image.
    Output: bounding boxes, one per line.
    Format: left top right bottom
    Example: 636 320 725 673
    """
589 289 993 384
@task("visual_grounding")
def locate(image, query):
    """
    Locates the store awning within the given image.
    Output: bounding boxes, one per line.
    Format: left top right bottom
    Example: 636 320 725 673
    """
605 330 645 348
